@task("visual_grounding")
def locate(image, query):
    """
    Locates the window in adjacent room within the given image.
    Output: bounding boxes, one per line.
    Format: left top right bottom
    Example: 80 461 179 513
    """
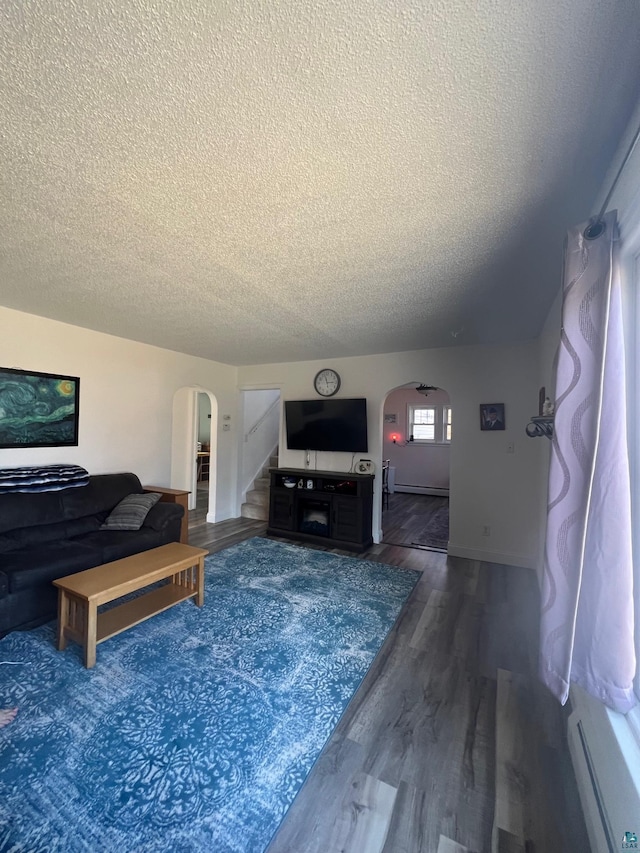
444 405 452 442
408 404 451 444
408 405 435 441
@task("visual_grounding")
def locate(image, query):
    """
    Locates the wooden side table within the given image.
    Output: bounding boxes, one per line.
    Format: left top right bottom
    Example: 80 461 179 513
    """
144 485 190 544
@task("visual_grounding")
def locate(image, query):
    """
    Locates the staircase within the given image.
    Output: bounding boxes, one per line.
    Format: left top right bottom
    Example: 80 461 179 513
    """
241 451 278 521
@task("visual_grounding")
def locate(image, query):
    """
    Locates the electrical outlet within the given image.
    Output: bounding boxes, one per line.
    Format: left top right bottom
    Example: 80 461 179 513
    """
482 525 491 537
222 423 230 431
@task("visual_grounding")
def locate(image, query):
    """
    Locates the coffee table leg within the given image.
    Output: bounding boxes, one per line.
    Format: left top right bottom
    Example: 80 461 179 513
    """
196 556 205 607
57 590 69 651
85 602 98 669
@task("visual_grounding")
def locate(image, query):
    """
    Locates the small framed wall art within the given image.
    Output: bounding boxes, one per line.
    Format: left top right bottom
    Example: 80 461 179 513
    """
0 367 80 448
480 403 505 431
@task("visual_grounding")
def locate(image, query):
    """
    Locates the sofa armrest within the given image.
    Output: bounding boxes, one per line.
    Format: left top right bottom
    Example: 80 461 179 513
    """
143 486 189 544
143 503 184 535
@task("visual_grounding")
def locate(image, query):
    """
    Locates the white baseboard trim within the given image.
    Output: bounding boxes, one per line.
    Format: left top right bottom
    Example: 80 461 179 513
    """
395 485 450 497
447 542 535 569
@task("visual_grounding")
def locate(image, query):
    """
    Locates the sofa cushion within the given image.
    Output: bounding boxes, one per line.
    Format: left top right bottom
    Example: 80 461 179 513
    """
0 516 102 554
0 585 58 636
100 492 161 531
0 490 65 536
61 473 143 522
143 502 184 532
3 542 102 593
75 528 168 564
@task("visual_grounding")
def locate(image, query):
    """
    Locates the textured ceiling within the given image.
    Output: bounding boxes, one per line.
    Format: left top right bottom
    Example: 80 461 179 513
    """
1 1 639 365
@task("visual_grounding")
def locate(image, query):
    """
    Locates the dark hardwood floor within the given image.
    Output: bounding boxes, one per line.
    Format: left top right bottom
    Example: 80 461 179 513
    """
381 492 449 550
188 494 589 853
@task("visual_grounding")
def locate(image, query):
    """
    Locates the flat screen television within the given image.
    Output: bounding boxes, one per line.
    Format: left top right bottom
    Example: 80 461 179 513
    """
284 398 368 453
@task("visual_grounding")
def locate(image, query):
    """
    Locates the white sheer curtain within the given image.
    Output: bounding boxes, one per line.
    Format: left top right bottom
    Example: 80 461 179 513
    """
540 210 636 713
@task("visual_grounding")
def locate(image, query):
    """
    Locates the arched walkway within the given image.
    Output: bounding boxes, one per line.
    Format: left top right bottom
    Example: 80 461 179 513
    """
171 386 218 522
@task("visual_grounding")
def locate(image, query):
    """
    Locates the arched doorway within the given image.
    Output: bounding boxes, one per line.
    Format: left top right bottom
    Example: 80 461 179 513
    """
380 382 451 552
171 386 218 523
195 392 213 516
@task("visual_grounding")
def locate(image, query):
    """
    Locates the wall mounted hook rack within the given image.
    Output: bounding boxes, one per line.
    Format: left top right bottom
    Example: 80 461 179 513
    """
525 416 554 439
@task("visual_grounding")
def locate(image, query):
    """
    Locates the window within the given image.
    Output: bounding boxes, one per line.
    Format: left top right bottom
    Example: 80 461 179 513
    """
444 406 452 442
618 206 640 722
407 404 451 443
409 405 436 441
630 249 640 707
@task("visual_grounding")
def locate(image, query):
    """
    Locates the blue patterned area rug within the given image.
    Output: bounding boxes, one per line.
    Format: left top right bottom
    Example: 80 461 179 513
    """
0 537 419 853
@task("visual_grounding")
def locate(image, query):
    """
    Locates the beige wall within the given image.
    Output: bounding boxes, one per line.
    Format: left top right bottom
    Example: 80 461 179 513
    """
1 305 552 565
239 341 547 568
0 306 239 521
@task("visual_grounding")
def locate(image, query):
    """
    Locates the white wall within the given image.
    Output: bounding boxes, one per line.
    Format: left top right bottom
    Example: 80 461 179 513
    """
239 388 280 497
239 341 546 568
0 306 239 520
1 306 550 563
383 387 451 491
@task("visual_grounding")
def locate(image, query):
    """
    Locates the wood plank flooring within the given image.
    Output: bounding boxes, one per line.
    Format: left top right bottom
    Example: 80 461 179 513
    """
381 492 449 551
188 501 589 853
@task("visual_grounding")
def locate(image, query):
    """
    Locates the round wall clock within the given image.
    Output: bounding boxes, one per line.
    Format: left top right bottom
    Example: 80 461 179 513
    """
314 368 341 397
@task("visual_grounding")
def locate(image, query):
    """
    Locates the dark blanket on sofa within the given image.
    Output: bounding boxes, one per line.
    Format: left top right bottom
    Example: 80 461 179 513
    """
0 473 184 636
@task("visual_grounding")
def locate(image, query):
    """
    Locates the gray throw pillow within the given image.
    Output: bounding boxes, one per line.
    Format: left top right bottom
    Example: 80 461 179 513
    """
100 492 162 531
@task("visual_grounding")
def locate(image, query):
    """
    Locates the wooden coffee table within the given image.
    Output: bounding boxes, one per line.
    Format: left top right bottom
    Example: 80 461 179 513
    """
53 542 209 668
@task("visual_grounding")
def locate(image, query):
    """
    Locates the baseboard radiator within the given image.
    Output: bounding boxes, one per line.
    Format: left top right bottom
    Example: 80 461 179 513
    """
394 484 449 497
567 686 640 852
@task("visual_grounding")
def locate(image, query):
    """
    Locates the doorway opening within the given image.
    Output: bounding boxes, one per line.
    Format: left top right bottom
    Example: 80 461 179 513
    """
196 392 212 517
381 382 451 552
171 386 218 525
238 388 281 521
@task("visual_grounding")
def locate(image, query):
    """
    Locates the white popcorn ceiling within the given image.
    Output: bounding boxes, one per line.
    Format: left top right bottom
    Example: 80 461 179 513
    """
1 1 639 365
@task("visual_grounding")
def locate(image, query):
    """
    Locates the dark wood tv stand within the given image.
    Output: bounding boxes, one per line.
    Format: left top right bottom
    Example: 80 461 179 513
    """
267 468 374 552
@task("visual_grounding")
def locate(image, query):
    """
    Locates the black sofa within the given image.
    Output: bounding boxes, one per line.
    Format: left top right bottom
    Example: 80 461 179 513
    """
0 473 184 637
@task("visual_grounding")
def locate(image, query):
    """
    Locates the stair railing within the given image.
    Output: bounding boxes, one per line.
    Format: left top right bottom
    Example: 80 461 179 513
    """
244 397 280 443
